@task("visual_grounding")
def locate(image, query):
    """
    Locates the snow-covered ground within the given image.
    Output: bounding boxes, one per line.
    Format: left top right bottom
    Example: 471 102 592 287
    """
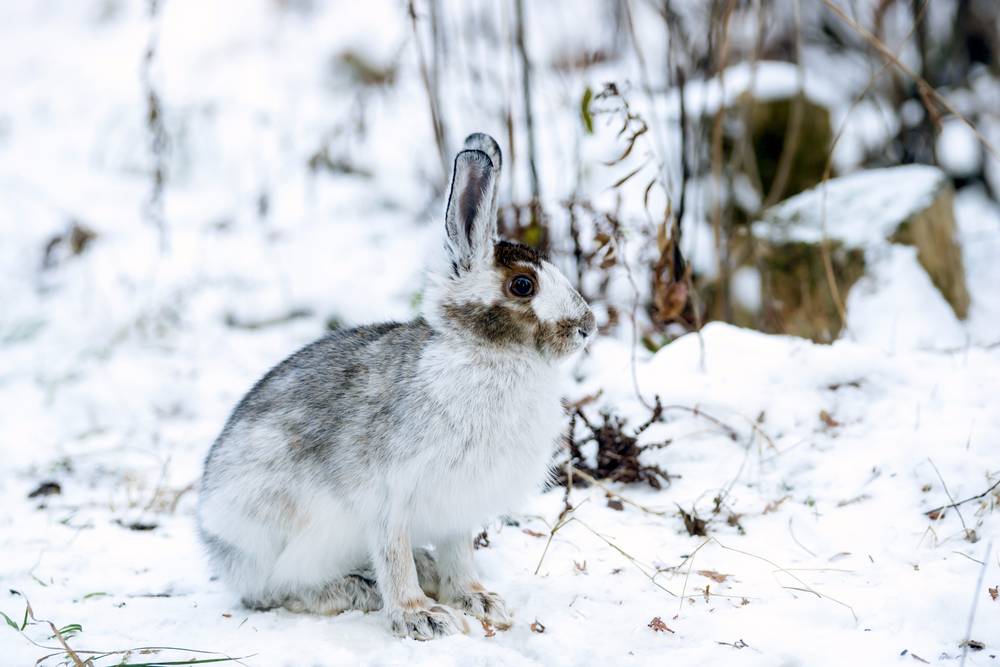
2 2 998 665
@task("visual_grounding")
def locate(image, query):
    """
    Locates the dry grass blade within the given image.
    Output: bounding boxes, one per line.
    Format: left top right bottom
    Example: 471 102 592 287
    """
566 516 679 598
960 541 993 667
661 403 775 451
533 498 588 575
675 538 713 615
711 538 857 620
3 591 250 667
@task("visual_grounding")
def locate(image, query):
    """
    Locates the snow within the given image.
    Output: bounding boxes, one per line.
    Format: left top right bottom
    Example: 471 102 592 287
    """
845 244 968 351
938 119 982 177
2 2 1000 666
677 61 844 119
756 165 947 246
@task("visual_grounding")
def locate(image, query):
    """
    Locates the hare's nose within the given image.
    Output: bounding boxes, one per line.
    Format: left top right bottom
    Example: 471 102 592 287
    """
577 311 597 339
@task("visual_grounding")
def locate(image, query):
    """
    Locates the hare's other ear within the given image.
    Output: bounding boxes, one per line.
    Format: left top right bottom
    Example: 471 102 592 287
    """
444 133 502 272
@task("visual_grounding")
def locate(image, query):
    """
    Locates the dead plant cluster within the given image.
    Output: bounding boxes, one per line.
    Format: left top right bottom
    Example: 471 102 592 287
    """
554 395 674 490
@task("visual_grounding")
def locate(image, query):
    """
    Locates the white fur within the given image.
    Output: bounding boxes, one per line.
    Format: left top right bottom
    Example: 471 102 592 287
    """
531 262 592 326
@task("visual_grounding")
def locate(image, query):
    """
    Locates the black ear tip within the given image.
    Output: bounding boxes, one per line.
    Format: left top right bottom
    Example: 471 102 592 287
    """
454 148 494 176
462 133 502 171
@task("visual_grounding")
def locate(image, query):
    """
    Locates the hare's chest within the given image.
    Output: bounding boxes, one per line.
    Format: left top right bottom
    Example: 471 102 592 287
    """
411 355 564 535
436 358 562 448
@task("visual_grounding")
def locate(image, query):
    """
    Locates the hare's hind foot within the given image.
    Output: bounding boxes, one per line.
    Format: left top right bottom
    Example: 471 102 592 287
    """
412 547 512 629
277 574 383 615
440 586 512 630
387 598 469 640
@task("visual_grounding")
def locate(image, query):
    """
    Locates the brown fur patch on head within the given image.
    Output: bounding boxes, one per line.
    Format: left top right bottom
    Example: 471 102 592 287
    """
494 240 542 269
443 302 536 347
443 299 594 358
442 242 594 356
494 241 542 300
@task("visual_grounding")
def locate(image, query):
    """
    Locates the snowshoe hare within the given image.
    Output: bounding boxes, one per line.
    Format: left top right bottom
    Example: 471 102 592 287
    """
197 133 596 640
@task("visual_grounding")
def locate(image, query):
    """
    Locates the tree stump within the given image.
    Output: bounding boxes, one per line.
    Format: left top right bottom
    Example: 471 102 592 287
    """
750 165 969 342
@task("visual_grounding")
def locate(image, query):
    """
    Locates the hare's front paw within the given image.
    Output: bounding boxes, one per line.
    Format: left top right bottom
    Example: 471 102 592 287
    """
442 588 513 630
388 602 468 640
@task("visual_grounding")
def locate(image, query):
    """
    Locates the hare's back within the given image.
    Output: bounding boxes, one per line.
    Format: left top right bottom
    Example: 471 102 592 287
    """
203 318 435 484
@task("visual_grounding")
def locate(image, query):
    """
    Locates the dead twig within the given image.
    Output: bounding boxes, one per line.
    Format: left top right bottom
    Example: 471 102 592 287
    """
407 1 449 183
924 478 1000 520
661 403 775 451
533 498 588 575
760 0 804 208
926 458 977 542
557 396 673 489
712 539 858 620
570 466 669 517
514 0 541 210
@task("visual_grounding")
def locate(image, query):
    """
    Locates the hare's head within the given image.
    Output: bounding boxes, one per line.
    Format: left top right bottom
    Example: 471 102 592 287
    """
425 133 595 359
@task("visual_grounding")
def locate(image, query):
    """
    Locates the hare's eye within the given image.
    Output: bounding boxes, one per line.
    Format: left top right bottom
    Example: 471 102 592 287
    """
509 275 536 298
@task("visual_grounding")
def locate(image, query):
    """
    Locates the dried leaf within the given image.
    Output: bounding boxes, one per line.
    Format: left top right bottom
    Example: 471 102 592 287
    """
679 506 707 537
480 619 496 638
647 616 673 633
653 280 689 322
522 528 546 538
69 223 97 255
697 570 731 583
530 619 546 633
28 481 61 499
819 410 840 428
606 498 624 511
473 530 490 549
989 586 998 601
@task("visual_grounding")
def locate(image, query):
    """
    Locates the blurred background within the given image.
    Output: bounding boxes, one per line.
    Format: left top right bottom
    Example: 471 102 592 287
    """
3 2 1000 664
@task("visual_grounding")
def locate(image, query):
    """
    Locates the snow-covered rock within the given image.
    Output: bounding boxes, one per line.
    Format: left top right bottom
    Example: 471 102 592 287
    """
750 165 970 342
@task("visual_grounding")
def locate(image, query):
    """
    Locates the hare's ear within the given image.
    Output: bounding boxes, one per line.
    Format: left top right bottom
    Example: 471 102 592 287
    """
444 133 502 272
